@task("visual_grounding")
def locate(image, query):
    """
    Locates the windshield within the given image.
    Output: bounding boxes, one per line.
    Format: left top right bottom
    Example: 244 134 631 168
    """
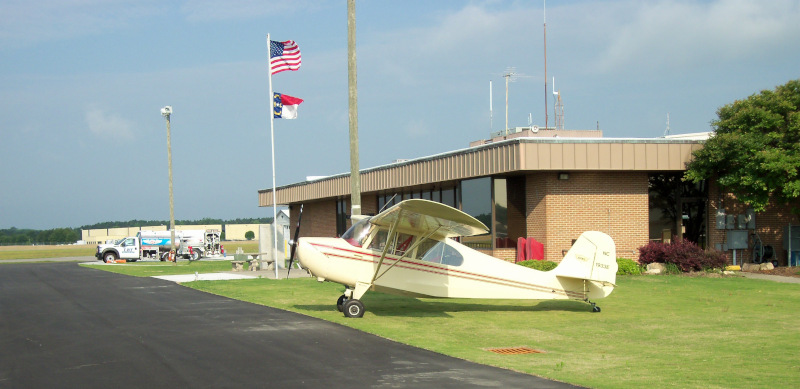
341 218 372 247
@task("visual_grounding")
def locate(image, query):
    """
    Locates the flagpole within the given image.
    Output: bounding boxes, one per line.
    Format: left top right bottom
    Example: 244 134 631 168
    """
267 33 279 279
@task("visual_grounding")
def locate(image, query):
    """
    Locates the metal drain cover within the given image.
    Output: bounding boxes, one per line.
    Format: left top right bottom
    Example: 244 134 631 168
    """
486 346 545 355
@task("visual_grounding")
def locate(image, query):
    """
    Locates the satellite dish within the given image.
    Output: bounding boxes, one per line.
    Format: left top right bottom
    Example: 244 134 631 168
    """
532 125 539 133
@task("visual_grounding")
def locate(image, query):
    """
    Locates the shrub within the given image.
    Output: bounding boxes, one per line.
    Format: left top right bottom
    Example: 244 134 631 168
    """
517 260 557 271
702 249 728 270
638 241 667 265
616 257 642 275
638 239 729 273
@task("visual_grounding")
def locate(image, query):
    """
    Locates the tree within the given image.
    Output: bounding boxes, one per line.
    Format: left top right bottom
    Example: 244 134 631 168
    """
685 79 800 212
245 231 255 240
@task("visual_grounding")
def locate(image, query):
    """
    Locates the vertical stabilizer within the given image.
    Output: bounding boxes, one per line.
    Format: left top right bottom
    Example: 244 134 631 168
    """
554 231 617 286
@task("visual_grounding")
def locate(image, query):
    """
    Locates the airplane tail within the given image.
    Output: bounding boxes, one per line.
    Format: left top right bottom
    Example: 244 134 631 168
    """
553 231 618 299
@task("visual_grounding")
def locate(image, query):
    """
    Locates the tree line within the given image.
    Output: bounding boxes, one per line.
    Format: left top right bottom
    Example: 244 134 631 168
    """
1 217 274 246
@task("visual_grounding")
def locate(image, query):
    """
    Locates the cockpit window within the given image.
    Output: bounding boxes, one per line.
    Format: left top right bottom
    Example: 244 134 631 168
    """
341 218 372 247
420 240 464 266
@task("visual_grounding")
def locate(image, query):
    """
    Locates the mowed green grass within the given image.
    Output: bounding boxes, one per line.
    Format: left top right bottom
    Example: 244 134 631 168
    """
0 241 258 260
81 260 234 276
182 275 800 389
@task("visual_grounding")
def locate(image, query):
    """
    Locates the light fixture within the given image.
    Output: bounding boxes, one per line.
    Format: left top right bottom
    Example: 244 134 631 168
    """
558 173 569 180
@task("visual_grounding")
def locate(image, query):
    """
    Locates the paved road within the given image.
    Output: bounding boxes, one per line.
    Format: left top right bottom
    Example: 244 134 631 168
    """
0 263 577 388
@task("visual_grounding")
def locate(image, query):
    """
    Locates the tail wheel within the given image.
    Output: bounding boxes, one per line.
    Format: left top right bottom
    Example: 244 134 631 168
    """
343 299 365 318
103 252 117 263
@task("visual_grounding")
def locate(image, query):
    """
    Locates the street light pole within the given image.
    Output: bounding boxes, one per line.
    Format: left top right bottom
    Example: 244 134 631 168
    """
161 106 176 265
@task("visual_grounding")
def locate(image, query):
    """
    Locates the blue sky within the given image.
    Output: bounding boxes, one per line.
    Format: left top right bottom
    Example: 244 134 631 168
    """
1 0 799 229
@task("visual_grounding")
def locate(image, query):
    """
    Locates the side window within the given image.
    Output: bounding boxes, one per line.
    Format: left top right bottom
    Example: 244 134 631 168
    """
420 240 464 266
124 238 135 247
393 233 413 256
367 230 388 252
367 231 414 257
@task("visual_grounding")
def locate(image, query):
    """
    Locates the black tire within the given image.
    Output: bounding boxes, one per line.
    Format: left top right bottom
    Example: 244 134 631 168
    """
592 305 601 313
103 252 117 263
160 252 168 261
190 251 200 261
343 299 365 318
336 295 347 312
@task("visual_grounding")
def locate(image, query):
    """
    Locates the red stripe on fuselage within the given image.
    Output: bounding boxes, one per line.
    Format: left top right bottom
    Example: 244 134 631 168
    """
310 242 585 299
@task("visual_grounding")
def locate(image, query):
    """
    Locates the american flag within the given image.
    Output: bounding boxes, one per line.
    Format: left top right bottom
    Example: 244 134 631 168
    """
270 40 301 75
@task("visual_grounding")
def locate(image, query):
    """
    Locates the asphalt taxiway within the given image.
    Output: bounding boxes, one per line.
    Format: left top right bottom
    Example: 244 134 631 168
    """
0 262 578 388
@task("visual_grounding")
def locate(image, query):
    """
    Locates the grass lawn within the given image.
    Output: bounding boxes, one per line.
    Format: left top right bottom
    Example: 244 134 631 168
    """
0 241 258 261
80 260 234 276
180 275 800 389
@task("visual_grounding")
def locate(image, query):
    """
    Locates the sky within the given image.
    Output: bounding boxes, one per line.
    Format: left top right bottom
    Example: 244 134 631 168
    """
1 0 799 230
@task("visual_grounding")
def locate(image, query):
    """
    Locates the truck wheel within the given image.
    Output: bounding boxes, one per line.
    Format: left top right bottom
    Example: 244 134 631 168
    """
103 252 118 263
160 252 168 261
191 251 201 261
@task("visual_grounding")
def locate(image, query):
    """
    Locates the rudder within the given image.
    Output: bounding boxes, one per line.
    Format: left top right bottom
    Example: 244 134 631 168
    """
553 231 618 297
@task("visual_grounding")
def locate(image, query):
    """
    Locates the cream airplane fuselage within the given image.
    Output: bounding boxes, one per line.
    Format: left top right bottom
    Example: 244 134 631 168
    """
297 230 616 301
293 199 617 317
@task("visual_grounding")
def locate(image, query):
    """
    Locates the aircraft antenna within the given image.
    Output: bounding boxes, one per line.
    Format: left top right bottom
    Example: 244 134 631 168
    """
663 113 670 137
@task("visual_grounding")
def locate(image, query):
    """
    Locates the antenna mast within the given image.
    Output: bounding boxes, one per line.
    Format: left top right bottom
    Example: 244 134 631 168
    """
543 0 548 131
503 67 517 136
553 77 564 130
489 81 493 132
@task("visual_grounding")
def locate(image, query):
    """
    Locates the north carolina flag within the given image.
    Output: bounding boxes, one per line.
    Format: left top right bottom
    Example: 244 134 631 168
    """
273 93 304 119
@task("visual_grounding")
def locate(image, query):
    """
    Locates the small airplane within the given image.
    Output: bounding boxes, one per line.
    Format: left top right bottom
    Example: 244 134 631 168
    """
292 199 618 318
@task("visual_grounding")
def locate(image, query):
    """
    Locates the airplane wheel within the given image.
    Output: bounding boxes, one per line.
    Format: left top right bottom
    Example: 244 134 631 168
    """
343 299 364 318
592 305 601 313
336 295 347 312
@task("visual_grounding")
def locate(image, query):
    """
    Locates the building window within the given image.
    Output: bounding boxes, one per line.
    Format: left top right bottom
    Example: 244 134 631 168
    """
336 198 349 237
460 177 492 250
494 178 510 248
648 173 707 246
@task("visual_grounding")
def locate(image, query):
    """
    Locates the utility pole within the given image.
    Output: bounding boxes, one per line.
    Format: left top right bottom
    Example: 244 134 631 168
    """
161 106 176 265
348 0 362 217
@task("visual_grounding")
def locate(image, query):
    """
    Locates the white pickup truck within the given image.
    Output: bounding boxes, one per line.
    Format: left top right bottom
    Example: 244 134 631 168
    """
95 229 220 263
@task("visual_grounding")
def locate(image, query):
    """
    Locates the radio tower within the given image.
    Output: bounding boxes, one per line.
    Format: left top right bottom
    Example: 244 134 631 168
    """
553 77 564 130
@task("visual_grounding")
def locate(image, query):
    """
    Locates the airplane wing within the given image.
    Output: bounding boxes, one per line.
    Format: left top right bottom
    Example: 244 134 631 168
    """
369 199 489 238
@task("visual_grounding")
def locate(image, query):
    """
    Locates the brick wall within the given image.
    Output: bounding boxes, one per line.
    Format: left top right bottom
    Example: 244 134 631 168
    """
525 172 648 262
291 200 337 239
707 182 800 266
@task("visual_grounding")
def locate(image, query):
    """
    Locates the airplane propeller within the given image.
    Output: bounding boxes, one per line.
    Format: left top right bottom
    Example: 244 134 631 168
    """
286 204 304 279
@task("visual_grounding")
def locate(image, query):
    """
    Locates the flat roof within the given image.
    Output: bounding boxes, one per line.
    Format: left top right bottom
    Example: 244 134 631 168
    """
259 137 705 207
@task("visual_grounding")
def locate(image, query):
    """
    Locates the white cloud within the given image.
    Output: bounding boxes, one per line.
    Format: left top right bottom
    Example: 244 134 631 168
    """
0 0 160 49
594 0 800 73
180 0 329 22
85 107 135 140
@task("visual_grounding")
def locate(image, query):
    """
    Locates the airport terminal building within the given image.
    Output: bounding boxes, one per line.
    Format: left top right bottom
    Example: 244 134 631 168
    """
259 129 797 265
